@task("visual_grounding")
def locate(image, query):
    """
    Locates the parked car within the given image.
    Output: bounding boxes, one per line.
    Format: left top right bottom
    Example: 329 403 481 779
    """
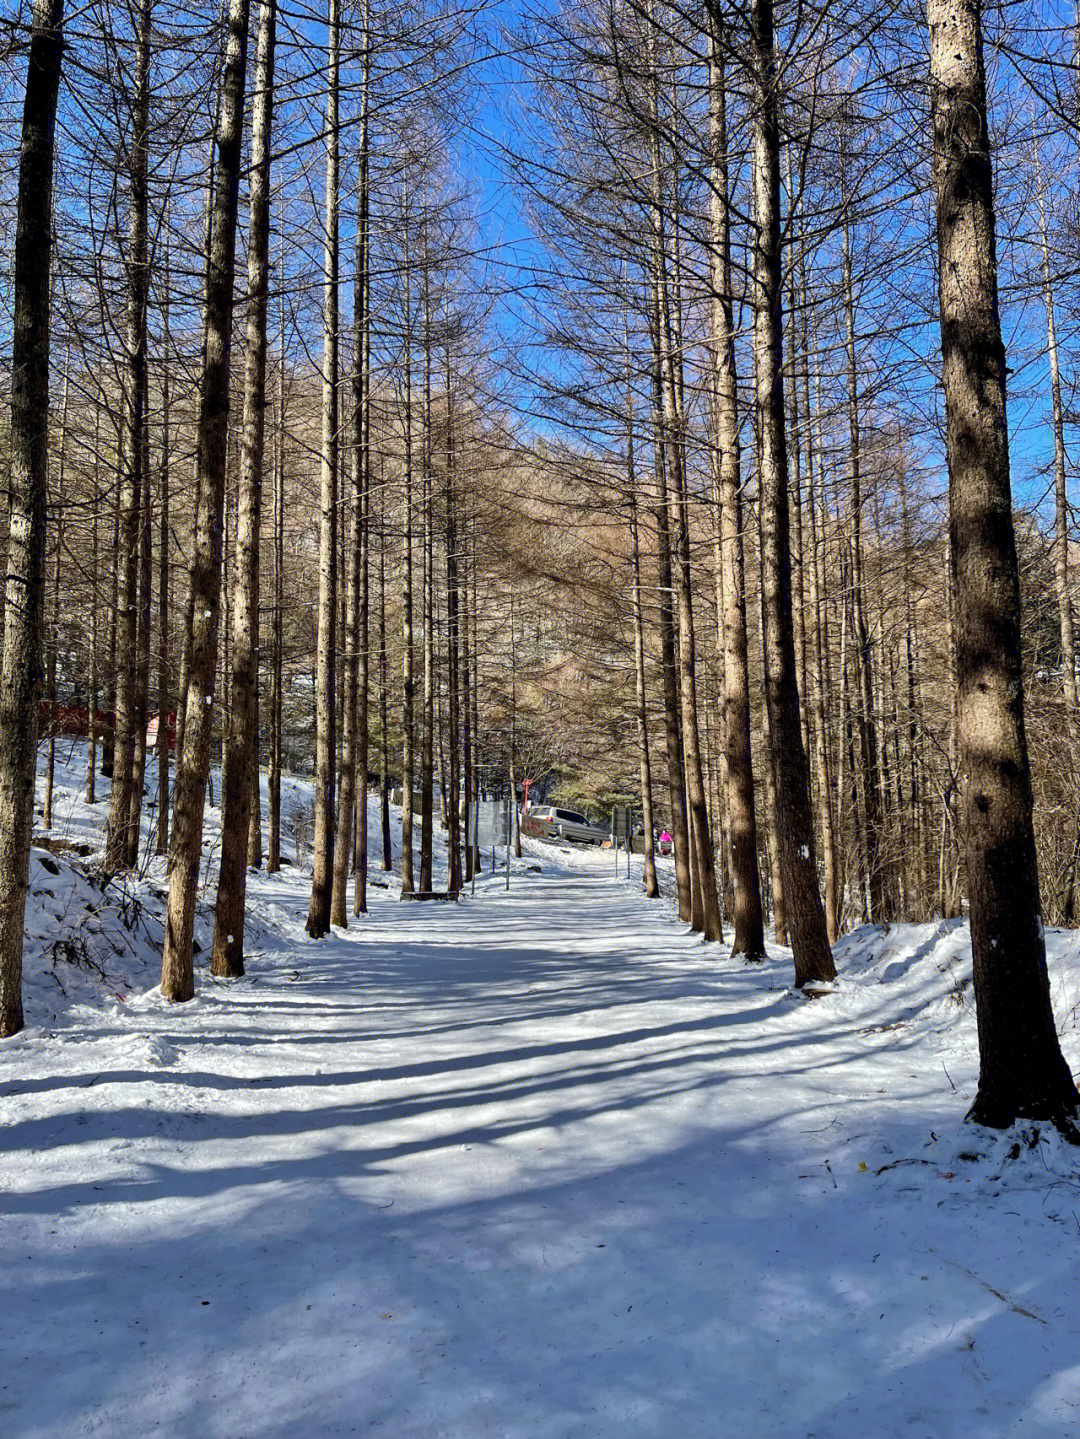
527 805 608 846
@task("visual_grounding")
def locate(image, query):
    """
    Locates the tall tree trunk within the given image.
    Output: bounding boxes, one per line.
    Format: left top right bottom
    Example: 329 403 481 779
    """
928 0 1078 1126
840 131 886 923
219 445 235 779
128 381 152 866
419 240 435 891
708 24 764 956
897 465 929 919
444 352 462 895
248 690 262 864
161 0 250 1000
88 409 101 805
43 349 69 833
1033 146 1076 713
334 12 371 924
647 62 717 935
103 479 119 781
332 100 367 922
175 157 217 780
940 547 962 919
378 469 392 871
649 292 692 923
307 0 339 936
212 0 277 974
173 513 193 773
354 473 370 915
106 0 152 872
460 481 474 882
804 341 839 943
629 435 660 901
664 294 721 940
750 0 834 985
267 316 285 873
642 24 691 924
757 526 787 946
353 20 371 918
470 519 482 874
332 406 360 925
399 189 416 895
784 151 811 777
802 301 839 943
156 243 171 857
0 0 63 1038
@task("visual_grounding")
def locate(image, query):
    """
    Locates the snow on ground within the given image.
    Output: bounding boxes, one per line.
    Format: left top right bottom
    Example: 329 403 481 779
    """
4 751 1080 1436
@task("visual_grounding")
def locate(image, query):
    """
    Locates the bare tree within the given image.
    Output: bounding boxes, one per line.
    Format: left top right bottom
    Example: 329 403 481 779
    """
307 0 340 937
707 12 764 958
212 0 278 975
0 0 64 1037
748 0 834 986
105 0 152 873
928 0 1079 1128
161 0 251 1001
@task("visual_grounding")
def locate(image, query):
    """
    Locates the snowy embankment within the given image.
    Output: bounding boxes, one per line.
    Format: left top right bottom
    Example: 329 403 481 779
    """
3 751 1080 1436
15 741 414 1032
19 735 505 1032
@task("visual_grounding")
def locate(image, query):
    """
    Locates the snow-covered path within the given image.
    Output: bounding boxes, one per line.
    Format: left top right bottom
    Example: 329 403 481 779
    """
4 854 1080 1437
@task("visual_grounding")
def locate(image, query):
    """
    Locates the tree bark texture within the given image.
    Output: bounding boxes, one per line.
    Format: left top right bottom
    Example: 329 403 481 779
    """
161 0 250 1001
106 0 152 873
213 0 277 974
928 0 1078 1127
750 0 834 986
307 0 340 936
708 21 765 957
0 0 63 1037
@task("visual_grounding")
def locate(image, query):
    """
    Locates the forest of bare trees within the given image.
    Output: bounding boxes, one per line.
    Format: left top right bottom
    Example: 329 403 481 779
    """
3 0 1080 1137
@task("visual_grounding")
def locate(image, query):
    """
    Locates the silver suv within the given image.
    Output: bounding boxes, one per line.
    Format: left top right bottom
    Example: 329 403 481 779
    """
528 806 607 846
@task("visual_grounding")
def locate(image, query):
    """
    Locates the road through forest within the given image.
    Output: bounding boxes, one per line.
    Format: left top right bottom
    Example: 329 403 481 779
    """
3 848 1079 1437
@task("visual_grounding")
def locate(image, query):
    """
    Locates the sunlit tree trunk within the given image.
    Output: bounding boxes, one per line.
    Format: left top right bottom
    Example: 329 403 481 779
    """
804 337 839 943
87 410 101 805
155 243 172 857
648 288 692 924
444 352 462 894
128 373 153 867
0 0 63 1038
460 480 474 883
629 432 659 902
708 25 764 956
213 0 277 973
757 528 787 946
929 0 1078 1126
840 128 886 923
353 21 371 917
103 476 120 782
399 187 416 895
161 0 250 1000
378 469 392 872
1032 147 1076 717
750 0 834 985
468 516 481 874
332 77 369 922
418 239 435 891
43 349 69 833
267 301 286 875
106 0 152 872
307 0 339 936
